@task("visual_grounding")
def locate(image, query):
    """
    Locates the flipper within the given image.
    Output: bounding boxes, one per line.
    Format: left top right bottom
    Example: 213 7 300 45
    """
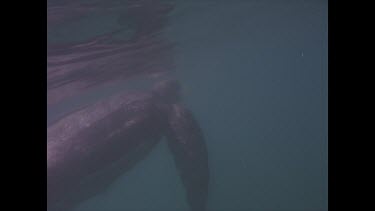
165 104 209 211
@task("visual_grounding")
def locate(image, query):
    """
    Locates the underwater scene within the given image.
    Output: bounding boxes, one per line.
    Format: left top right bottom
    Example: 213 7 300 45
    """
47 0 328 211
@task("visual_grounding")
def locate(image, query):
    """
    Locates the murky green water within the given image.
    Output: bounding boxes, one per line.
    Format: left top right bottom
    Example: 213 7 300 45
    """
48 0 327 210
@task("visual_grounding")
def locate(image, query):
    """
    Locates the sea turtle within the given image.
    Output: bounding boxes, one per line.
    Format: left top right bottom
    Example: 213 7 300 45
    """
47 79 209 211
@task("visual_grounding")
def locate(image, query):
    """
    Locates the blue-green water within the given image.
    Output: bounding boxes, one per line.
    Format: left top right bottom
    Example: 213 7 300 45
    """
48 0 328 210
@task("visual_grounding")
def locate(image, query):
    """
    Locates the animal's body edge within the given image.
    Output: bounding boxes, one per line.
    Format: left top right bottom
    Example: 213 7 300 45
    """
47 89 209 211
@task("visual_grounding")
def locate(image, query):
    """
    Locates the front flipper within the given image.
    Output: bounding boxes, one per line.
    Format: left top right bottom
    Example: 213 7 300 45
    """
165 104 209 211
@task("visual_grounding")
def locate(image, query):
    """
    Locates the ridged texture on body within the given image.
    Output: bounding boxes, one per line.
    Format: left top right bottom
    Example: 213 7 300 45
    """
166 104 209 211
47 91 166 211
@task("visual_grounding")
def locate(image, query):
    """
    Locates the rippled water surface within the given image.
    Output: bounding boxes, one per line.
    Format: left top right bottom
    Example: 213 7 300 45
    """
47 0 328 210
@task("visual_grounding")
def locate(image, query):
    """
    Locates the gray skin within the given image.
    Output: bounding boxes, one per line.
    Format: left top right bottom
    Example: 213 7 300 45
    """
47 80 209 211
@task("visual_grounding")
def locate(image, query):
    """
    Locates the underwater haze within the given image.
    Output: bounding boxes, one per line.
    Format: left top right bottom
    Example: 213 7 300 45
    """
47 0 328 210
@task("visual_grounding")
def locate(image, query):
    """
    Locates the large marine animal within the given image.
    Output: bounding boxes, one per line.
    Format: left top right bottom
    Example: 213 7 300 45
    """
47 80 209 211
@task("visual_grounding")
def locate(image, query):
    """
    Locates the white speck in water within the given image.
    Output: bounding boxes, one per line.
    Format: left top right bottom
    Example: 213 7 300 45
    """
301 51 304 57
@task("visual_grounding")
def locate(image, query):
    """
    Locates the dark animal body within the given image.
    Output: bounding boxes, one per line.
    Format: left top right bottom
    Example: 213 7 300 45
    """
47 82 209 211
47 0 176 106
